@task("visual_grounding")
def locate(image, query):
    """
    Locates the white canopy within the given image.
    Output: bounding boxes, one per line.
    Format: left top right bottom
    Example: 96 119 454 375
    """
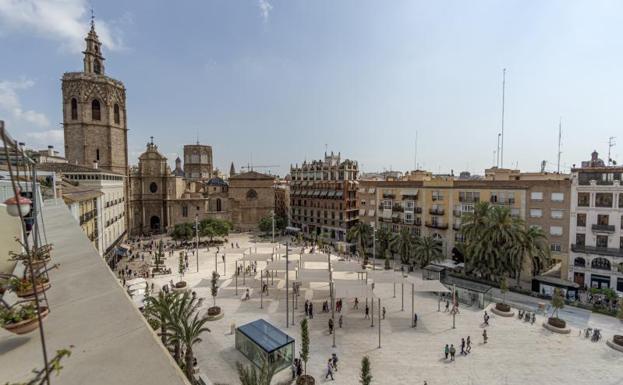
264 260 297 271
331 261 366 273
219 248 243 254
414 279 450 293
239 253 273 262
274 247 304 256
126 278 146 288
301 253 330 263
297 268 331 283
369 270 407 284
333 279 373 298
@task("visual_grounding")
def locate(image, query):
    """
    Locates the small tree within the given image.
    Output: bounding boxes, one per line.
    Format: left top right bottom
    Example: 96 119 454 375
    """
617 299 623 321
154 240 164 271
499 277 508 304
178 252 186 281
384 249 391 270
551 288 564 318
300 318 310 374
210 270 220 307
360 356 372 385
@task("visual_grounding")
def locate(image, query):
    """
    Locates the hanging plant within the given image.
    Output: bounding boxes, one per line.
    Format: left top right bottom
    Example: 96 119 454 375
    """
0 302 49 335
10 276 51 298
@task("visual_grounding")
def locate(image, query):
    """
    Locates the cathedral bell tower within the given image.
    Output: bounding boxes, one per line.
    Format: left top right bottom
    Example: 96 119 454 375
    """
62 17 128 175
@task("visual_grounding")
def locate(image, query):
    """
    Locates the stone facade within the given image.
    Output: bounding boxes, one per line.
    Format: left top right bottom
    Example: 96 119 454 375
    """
62 23 128 176
228 171 276 231
183 144 213 180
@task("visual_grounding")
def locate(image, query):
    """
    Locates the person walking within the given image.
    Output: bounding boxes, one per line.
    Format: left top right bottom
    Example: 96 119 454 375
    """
325 359 334 380
328 318 334 335
449 344 456 361
483 311 489 326
331 353 339 371
460 338 466 355
482 329 488 344
413 313 418 328
382 306 386 320
445 299 450 312
354 297 359 309
365 304 370 319
304 300 309 317
444 344 449 360
309 302 314 319
466 336 472 353
338 314 343 328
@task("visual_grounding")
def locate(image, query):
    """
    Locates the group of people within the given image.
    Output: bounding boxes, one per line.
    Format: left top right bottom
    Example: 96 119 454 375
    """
325 353 339 380
443 336 472 361
304 300 314 319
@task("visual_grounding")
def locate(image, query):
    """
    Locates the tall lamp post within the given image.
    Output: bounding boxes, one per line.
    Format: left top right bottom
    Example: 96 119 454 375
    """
271 210 275 244
195 214 199 273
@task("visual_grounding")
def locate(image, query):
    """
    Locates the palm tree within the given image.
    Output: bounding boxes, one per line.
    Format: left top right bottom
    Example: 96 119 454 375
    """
347 222 373 265
172 309 211 380
511 226 550 286
412 235 443 268
144 291 179 347
375 227 393 264
167 291 201 365
237 357 293 385
391 228 413 265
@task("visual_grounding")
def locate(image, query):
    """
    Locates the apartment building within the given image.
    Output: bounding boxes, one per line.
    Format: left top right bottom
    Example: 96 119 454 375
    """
359 168 571 282
289 152 359 245
568 151 623 293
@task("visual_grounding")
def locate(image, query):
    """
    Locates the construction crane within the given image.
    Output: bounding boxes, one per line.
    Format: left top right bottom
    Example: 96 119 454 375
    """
240 163 280 175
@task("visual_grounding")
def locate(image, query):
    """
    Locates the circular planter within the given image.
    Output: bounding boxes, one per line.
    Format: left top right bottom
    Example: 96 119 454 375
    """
296 375 315 385
542 317 570 334
206 306 224 321
16 282 51 298
491 303 514 317
25 257 51 270
606 335 623 353
172 282 188 292
3 307 49 335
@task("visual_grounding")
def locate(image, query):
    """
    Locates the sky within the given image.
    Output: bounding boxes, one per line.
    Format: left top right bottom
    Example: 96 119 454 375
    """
1 0 623 177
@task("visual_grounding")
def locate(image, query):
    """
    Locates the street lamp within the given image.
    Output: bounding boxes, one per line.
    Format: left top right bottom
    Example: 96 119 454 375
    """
195 214 199 273
4 192 31 217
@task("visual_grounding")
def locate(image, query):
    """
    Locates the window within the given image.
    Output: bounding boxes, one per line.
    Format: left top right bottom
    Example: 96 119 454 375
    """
382 200 392 210
591 257 610 270
620 236 623 249
577 192 590 207
595 193 613 208
432 191 443 201
114 104 120 124
459 191 480 203
182 205 188 217
91 99 101 121
618 278 623 293
404 200 415 211
149 182 158 193
549 226 563 236
529 209 542 218
551 210 564 219
576 233 585 246
96 148 100 161
404 212 414 224
551 192 564 202
216 198 222 212
574 257 586 267
597 214 609 225
596 235 608 248
246 189 258 200
71 98 78 120
530 192 543 201
550 243 561 252
619 193 623 208
94 59 101 74
577 213 586 227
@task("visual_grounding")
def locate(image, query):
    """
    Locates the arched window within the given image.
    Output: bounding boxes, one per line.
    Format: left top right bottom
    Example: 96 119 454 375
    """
91 100 101 121
94 59 101 74
591 257 611 270
574 257 585 267
96 148 100 161
618 262 623 274
216 198 222 212
246 189 258 200
71 98 78 120
114 104 120 124
149 182 158 193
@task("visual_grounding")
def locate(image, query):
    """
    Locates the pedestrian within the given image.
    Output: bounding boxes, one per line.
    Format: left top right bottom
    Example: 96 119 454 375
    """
291 359 297 380
444 344 449 360
338 314 343 328
328 318 334 334
222 254 225 264
331 353 339 371
365 304 370 319
354 297 359 309
296 358 303 377
449 344 456 361
482 329 488 344
460 338 465 355
466 336 471 353
413 313 418 328
309 302 314 319
484 311 489 326
304 300 309 316
445 300 450 312
382 306 386 320
325 359 334 380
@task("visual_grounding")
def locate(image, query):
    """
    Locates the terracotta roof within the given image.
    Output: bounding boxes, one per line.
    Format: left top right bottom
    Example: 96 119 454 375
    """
38 162 123 176
229 170 274 180
61 181 103 203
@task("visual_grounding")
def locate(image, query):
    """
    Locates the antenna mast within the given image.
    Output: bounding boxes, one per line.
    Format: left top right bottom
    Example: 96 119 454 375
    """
607 136 616 166
557 118 562 173
414 131 418 170
500 68 506 168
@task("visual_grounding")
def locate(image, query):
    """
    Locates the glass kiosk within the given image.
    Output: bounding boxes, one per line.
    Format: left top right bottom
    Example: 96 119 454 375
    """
235 319 295 372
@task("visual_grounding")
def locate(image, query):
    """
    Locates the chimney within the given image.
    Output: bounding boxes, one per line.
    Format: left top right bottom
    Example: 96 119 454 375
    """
93 160 98 169
47 145 54 156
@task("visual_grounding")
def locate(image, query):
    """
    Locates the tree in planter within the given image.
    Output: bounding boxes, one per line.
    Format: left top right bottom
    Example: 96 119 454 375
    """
144 292 179 352
391 228 412 266
300 318 310 374
499 277 508 304
154 240 164 272
347 223 372 266
383 249 391 270
210 270 220 308
171 223 194 243
178 252 186 282
360 356 372 385
551 288 564 319
412 235 443 268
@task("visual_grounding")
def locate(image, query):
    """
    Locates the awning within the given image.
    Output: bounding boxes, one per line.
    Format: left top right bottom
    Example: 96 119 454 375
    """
369 271 407 283
333 279 373 298
264 260 297 271
239 253 273 262
331 261 365 273
301 253 329 263
359 209 366 216
328 191 336 197
297 268 331 283
368 209 375 217
368 188 376 194
414 279 450 293
391 212 400 218
335 191 343 198
321 190 329 197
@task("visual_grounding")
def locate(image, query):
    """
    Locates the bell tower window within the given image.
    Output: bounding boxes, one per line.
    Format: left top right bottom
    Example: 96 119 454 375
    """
71 98 78 120
94 59 101 74
91 100 101 121
114 104 120 124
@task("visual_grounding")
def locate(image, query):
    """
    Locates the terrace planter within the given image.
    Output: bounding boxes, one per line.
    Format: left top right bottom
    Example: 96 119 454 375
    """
296 375 315 385
16 281 51 298
25 256 51 270
542 317 570 334
2 307 49 335
491 303 514 317
206 306 224 321
172 281 188 292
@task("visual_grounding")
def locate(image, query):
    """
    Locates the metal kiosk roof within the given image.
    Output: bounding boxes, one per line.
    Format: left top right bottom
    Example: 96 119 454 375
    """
237 319 294 353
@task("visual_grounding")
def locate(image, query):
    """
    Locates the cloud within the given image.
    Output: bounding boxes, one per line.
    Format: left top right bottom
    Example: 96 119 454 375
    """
258 0 273 22
0 79 50 128
24 129 64 146
0 0 125 52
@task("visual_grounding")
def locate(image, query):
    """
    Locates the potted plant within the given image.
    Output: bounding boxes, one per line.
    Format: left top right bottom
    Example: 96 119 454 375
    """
173 252 187 292
11 276 51 298
9 243 53 269
492 277 514 316
360 356 372 385
0 302 49 335
543 288 570 333
296 318 315 385
207 271 224 320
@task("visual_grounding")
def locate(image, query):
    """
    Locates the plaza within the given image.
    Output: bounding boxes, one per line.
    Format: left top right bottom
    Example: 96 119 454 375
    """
129 233 623 385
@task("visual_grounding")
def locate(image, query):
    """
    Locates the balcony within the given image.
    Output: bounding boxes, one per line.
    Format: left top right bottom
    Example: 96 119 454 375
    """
452 223 461 231
425 221 448 230
429 208 445 215
571 244 623 258
414 207 422 214
453 209 461 217
591 224 615 233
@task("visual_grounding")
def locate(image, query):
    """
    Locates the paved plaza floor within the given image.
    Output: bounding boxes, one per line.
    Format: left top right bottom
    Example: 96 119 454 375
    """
140 233 623 385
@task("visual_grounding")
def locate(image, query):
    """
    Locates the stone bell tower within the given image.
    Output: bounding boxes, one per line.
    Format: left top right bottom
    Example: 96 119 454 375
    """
62 17 128 175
